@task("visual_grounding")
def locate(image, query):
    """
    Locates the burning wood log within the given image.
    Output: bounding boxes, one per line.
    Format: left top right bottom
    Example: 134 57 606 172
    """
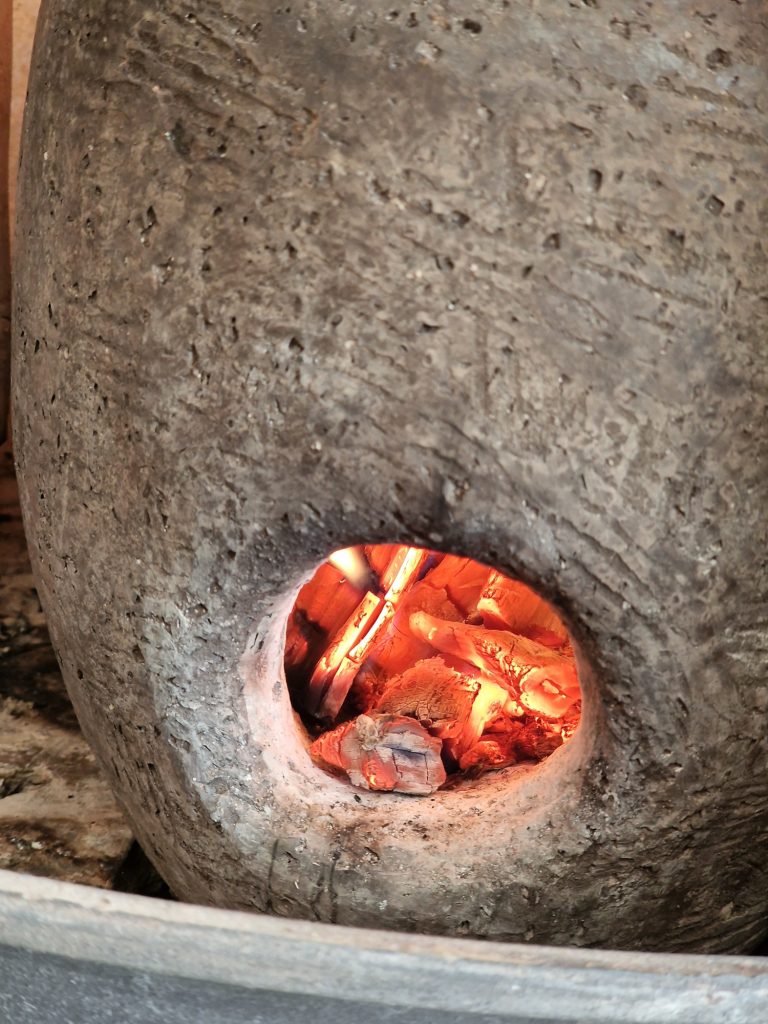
304 546 429 721
458 727 527 773
310 713 446 795
284 562 369 675
458 714 567 773
408 611 580 720
364 543 401 581
351 581 462 691
304 591 383 719
293 562 367 637
477 571 567 643
419 554 492 617
375 657 480 751
375 658 521 763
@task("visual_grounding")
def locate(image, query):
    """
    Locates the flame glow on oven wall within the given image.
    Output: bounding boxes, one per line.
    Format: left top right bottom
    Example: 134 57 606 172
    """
284 545 581 796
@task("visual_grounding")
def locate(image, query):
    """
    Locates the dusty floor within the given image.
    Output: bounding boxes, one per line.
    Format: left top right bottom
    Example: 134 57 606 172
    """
0 445 166 894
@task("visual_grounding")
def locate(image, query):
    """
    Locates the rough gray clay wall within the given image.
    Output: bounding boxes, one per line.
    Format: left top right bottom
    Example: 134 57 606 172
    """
12 0 768 952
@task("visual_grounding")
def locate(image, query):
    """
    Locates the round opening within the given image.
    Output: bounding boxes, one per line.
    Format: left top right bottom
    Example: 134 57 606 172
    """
284 545 581 796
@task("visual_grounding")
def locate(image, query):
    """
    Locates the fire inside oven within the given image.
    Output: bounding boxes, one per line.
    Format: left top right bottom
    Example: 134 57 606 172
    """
285 545 581 795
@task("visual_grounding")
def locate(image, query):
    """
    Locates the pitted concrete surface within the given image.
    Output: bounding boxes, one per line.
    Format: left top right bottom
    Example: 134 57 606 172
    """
12 1 768 951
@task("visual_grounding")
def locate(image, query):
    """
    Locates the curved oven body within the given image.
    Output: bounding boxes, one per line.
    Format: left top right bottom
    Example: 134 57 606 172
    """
13 0 768 951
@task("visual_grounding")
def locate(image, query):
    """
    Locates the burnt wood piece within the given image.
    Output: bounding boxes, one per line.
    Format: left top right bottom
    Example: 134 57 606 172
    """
343 570 463 692
12 0 768 952
375 657 480 735
409 612 580 720
476 572 567 642
311 713 446 795
373 656 513 764
305 591 384 720
458 718 564 774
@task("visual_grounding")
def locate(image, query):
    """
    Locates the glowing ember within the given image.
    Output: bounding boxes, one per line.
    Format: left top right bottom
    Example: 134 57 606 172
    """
285 545 581 795
311 713 446 796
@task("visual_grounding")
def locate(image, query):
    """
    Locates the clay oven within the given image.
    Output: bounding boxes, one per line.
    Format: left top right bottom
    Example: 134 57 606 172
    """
12 0 768 953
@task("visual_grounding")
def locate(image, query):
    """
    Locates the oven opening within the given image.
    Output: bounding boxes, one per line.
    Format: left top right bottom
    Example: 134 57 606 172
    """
284 545 581 795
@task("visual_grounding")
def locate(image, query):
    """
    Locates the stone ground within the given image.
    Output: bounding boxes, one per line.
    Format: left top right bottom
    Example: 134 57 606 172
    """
0 444 167 895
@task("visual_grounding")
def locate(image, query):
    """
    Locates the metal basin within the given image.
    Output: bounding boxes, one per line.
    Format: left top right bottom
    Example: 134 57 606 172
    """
1 869 767 1024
